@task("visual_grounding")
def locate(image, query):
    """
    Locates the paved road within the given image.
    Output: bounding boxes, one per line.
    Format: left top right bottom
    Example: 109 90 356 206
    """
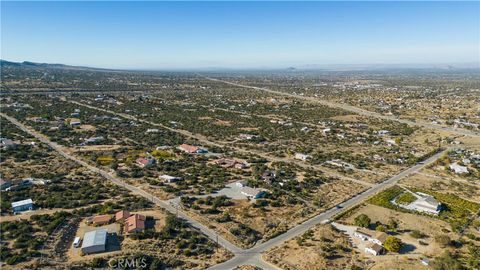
0 113 242 254
203 76 480 138
207 148 448 270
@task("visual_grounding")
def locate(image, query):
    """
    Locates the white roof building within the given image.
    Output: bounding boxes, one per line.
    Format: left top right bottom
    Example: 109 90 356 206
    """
365 242 383 256
449 163 469 174
377 130 390 136
240 186 267 199
294 153 311 161
159 174 182 183
410 194 441 215
398 192 442 215
11 198 34 209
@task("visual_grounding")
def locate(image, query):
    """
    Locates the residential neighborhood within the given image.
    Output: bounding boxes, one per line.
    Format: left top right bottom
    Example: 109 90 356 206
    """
1 3 480 268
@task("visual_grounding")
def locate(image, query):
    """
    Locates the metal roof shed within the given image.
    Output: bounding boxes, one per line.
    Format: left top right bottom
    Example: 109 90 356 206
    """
81 229 107 254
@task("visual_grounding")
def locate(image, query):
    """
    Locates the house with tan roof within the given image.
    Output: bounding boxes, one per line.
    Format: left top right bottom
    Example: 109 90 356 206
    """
365 242 384 256
91 214 112 226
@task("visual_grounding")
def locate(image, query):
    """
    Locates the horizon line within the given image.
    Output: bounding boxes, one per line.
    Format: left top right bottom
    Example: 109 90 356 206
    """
2 59 480 72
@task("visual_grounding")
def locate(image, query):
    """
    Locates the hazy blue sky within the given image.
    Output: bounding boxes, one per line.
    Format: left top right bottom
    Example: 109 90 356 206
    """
1 1 479 69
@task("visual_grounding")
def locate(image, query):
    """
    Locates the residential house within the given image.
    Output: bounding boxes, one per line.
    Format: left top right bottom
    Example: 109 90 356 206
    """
214 158 247 169
215 158 237 168
326 159 355 171
178 144 207 154
160 174 183 183
12 199 34 214
125 214 146 234
30 116 48 123
84 136 104 144
377 130 390 136
136 157 156 168
234 162 248 169
115 210 130 222
407 192 442 215
0 138 15 149
294 153 311 161
261 170 277 184
92 214 112 226
385 139 397 146
354 228 388 245
66 118 81 127
146 129 159 133
238 134 258 140
365 242 384 256
240 186 267 200
449 163 469 174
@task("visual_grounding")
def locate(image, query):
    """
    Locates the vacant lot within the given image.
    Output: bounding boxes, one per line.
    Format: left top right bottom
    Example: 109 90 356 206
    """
265 224 361 270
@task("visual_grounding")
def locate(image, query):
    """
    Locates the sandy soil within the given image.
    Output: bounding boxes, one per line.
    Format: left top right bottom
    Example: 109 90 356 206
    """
330 114 363 122
71 124 97 132
265 224 360 270
73 144 123 152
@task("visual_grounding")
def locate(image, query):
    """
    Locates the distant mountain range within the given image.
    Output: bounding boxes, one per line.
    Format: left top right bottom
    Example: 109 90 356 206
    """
0 60 112 71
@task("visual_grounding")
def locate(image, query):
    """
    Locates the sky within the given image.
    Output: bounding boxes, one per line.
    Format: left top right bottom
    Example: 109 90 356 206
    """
1 1 479 69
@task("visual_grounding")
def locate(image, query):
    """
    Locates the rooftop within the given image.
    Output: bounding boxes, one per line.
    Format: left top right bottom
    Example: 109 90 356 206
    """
365 242 383 252
125 214 146 233
12 198 33 208
93 214 112 223
82 229 107 248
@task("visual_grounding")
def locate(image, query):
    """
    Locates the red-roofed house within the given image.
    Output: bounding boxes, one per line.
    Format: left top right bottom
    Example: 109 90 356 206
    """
178 144 207 154
178 144 199 154
125 214 146 234
115 210 130 222
136 157 156 168
92 214 112 226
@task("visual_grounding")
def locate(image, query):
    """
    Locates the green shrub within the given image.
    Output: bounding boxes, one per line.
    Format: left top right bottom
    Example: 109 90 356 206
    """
354 214 371 228
384 236 403 252
395 192 416 205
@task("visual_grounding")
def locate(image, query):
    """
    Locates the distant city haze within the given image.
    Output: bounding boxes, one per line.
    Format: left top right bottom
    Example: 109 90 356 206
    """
1 1 479 70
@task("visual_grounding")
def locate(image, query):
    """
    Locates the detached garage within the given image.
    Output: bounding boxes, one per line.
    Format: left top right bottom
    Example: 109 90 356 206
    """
81 229 107 254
